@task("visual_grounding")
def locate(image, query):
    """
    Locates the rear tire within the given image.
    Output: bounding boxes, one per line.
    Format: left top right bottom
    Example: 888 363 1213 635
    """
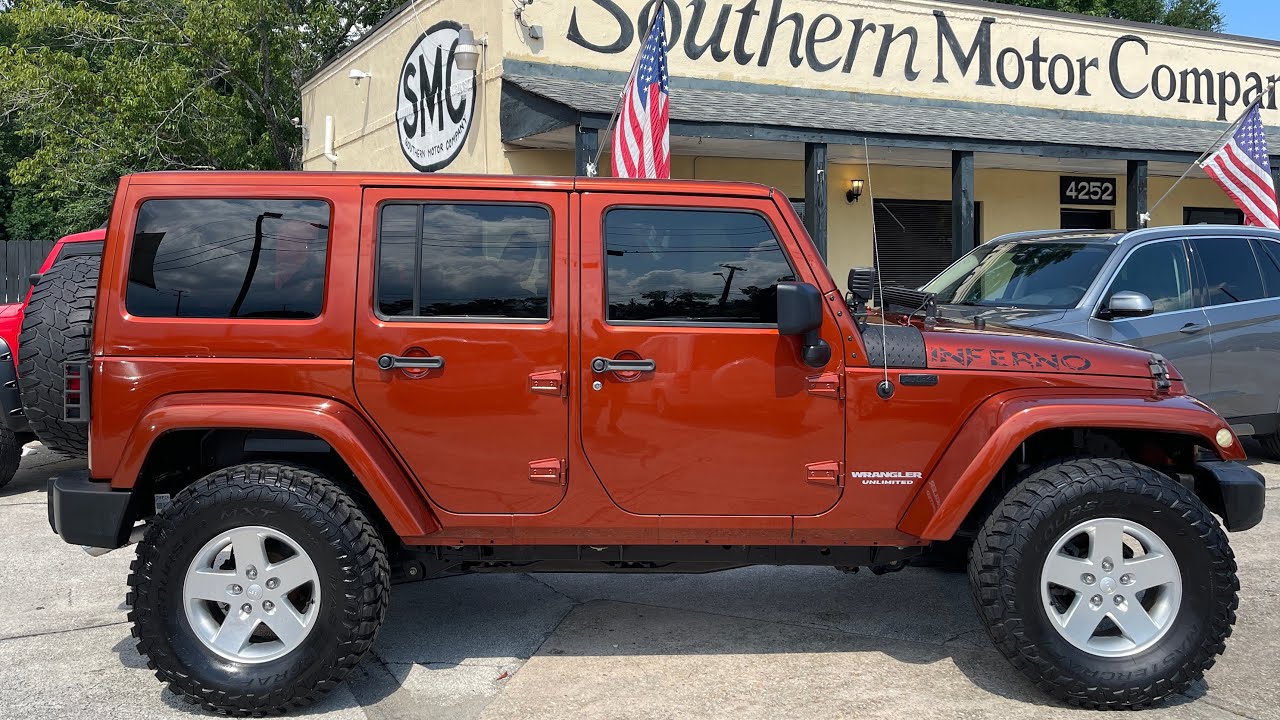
0 428 20 489
970 458 1238 709
128 463 390 715
17 254 100 458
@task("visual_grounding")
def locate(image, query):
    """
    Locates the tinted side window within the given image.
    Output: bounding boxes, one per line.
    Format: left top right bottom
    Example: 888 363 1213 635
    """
1107 241 1192 314
127 199 330 319
604 208 795 323
1192 237 1264 306
1253 240 1280 297
377 203 550 320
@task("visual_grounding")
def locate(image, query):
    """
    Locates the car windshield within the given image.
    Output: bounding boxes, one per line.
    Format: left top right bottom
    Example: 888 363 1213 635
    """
923 241 1115 309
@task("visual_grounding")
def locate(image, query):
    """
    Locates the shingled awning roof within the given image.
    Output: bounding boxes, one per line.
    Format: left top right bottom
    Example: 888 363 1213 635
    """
501 61 1280 162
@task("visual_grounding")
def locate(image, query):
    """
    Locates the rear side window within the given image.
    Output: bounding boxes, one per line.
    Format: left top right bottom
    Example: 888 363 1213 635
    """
127 199 330 319
1106 241 1192 314
376 203 551 320
603 208 795 324
1253 240 1280 297
1191 237 1264 306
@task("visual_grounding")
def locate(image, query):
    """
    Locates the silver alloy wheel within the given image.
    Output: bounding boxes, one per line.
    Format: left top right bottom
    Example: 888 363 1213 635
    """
1040 517 1182 658
183 525 321 663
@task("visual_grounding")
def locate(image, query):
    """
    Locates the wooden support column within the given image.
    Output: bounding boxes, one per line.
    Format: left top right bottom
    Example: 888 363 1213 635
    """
1127 159 1149 229
804 142 829 260
952 150 975 259
575 125 599 176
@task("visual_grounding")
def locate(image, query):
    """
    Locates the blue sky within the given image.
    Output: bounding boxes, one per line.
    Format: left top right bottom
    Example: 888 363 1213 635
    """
1221 0 1280 40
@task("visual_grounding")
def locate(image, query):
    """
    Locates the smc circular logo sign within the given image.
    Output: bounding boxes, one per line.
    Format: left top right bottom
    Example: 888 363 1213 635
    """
397 20 476 172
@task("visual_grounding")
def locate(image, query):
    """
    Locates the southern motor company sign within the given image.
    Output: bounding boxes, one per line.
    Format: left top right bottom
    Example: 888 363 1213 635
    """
533 0 1280 123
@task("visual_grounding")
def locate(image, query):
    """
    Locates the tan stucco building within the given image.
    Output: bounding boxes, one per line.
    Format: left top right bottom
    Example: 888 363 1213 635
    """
300 0 1280 285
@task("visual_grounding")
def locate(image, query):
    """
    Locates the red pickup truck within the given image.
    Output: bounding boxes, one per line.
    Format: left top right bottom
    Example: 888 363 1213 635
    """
35 172 1262 714
0 229 104 485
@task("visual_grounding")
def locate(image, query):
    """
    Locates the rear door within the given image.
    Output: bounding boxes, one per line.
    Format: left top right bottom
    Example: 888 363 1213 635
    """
353 188 570 514
577 194 844 516
1190 236 1280 422
1088 238 1212 396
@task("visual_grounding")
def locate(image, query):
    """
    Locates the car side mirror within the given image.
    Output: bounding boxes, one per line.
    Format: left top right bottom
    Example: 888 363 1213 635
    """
777 282 832 368
1102 290 1154 319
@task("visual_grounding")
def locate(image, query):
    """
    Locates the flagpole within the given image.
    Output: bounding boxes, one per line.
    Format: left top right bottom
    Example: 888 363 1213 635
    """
1144 81 1277 227
586 8 663 178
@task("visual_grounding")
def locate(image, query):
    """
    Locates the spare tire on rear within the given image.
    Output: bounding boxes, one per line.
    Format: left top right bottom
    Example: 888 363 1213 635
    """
18 254 100 458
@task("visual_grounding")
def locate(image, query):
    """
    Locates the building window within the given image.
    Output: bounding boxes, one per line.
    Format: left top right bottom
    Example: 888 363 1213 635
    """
873 199 982 289
376 203 551 320
127 198 330 319
1060 209 1113 230
604 208 795 324
1184 207 1244 225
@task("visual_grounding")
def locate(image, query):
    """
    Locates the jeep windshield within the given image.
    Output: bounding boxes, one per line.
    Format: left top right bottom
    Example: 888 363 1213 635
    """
923 240 1115 310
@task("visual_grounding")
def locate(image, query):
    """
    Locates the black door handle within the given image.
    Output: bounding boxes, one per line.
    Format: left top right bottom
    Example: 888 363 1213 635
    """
378 353 444 370
591 357 656 374
1179 323 1205 334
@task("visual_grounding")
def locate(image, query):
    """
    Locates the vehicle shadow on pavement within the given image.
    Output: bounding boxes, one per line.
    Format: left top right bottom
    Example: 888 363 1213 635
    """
322 567 1211 717
0 444 83 500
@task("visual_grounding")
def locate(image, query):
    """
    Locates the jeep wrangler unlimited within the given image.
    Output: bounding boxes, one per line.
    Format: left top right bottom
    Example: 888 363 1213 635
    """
40 172 1263 714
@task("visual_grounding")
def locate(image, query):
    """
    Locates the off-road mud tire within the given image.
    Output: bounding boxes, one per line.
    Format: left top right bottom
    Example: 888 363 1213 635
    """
1258 431 1280 460
128 463 390 715
17 254 99 457
970 457 1238 709
0 427 20 489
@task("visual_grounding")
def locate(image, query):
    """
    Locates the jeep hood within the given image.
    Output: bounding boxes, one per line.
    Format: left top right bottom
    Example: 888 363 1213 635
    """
914 316 1179 380
935 304 1066 328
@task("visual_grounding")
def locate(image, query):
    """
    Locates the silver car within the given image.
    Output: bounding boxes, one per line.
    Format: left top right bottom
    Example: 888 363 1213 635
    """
923 225 1280 451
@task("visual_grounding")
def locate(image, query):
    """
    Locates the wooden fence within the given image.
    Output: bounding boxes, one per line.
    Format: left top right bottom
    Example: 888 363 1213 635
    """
0 241 56 304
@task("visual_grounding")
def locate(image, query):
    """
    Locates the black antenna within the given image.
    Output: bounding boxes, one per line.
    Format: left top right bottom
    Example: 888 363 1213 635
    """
863 139 893 400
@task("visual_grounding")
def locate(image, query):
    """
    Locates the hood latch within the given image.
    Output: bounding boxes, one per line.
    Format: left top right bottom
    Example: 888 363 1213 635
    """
1148 354 1172 393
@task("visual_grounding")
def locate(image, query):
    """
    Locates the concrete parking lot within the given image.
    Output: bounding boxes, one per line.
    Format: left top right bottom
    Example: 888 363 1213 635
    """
1 444 1276 720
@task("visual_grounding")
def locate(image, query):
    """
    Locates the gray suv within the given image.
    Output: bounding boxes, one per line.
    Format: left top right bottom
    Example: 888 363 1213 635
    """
923 225 1280 452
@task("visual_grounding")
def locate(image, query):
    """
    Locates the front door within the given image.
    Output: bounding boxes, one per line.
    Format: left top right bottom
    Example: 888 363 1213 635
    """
1089 238 1211 395
578 194 844 516
354 188 570 514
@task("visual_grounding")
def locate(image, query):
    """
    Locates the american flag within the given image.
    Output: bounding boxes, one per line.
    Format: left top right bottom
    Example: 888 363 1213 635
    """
611 5 670 179
1201 104 1278 229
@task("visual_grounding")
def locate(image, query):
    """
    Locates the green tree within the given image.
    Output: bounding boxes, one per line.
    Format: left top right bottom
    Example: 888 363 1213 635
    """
0 0 399 239
997 0 1224 32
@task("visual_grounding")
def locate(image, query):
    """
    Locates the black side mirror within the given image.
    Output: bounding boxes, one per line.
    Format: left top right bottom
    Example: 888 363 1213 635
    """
1101 290 1154 319
777 282 832 368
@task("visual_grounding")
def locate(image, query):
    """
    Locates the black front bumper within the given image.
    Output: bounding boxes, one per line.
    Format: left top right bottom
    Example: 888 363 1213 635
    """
1196 461 1266 532
47 471 139 548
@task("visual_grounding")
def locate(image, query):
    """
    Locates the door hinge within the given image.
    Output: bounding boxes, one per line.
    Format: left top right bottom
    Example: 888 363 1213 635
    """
529 370 567 398
528 458 566 486
805 460 843 487
806 371 843 400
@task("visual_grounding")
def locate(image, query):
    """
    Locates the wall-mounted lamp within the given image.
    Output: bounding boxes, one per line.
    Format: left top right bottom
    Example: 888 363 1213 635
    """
348 68 371 85
455 25 482 71
846 179 865 204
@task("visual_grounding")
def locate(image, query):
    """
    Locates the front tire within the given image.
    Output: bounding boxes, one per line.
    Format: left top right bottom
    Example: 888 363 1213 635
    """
128 464 390 715
970 458 1238 709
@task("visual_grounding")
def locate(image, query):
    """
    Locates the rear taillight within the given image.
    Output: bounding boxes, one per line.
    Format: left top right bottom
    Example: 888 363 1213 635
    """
63 361 90 423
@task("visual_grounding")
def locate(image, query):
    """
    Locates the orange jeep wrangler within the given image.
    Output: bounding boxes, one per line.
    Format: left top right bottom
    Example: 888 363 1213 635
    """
38 172 1263 714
